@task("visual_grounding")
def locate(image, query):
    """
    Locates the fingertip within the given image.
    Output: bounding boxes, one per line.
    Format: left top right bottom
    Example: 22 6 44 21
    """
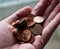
16 6 32 18
22 6 32 14
25 6 32 12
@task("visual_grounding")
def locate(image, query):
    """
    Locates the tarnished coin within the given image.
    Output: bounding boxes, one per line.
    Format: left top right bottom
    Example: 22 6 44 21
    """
33 16 44 23
22 28 32 42
30 24 43 35
27 34 35 44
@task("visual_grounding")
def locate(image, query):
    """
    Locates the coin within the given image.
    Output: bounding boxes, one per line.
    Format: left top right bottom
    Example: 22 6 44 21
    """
27 34 35 44
25 17 35 27
22 28 32 42
12 20 20 26
27 20 35 27
12 18 27 30
30 24 43 35
33 16 44 23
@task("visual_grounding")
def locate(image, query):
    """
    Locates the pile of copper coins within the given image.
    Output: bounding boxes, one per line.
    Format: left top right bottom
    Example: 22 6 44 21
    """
12 14 44 44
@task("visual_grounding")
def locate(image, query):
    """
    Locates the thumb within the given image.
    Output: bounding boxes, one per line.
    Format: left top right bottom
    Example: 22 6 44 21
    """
18 43 36 49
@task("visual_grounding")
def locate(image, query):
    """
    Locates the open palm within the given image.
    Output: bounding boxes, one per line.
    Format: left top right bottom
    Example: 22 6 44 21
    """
0 0 60 49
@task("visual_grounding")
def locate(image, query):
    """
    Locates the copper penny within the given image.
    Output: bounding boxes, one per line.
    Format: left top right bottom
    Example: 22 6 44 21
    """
27 34 35 44
22 28 32 42
30 24 43 35
24 14 35 27
27 20 35 27
12 20 20 26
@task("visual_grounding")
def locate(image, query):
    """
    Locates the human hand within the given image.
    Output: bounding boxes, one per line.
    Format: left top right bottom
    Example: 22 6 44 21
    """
0 0 60 49
0 6 31 49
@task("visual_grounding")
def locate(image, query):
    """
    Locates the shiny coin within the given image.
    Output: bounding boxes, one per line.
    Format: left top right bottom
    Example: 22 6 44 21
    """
24 14 35 27
12 20 20 26
30 24 43 35
22 28 32 42
33 16 44 23
27 20 35 27
24 15 35 27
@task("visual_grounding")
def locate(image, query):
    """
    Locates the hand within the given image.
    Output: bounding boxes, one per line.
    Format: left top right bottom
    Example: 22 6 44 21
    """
0 0 60 49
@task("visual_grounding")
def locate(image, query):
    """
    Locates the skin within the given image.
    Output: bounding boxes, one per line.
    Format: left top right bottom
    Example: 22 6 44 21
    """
0 0 60 49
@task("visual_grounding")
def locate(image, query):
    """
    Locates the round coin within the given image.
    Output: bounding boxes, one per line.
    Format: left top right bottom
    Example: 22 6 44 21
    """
24 17 35 27
33 16 44 23
27 34 35 44
30 24 43 35
27 21 35 27
22 28 32 42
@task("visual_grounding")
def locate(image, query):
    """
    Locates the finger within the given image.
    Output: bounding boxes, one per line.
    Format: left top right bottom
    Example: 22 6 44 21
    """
33 35 43 49
42 13 60 47
10 44 20 49
31 0 50 16
2 6 31 24
3 44 20 49
44 3 60 27
18 43 36 49
43 0 59 20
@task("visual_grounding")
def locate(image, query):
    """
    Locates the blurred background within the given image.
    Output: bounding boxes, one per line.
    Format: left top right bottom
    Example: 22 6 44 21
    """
0 0 60 49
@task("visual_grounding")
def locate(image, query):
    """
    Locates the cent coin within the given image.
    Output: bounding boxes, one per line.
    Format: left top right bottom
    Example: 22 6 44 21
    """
24 16 35 27
33 16 44 23
27 34 35 44
22 28 32 42
30 24 43 35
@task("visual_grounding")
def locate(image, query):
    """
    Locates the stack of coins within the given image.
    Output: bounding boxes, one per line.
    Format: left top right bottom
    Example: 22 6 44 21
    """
12 14 44 44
